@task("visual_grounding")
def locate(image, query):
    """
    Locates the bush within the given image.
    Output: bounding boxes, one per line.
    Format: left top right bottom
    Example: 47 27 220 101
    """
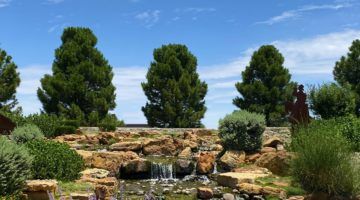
25 140 84 181
99 114 120 131
337 116 360 152
24 114 62 138
11 124 44 144
218 110 266 152
0 137 33 196
309 83 356 119
291 122 360 196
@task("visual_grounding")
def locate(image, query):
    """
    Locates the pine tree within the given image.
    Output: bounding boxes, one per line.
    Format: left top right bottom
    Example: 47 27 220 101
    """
0 49 20 111
37 27 116 124
142 44 207 128
334 39 360 115
233 45 295 126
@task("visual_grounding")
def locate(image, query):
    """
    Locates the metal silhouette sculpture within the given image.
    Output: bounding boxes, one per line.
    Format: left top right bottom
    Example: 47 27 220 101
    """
285 85 310 125
0 113 16 134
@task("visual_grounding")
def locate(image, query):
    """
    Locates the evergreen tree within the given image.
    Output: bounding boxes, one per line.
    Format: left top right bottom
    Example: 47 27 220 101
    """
334 39 360 115
0 49 20 111
142 44 207 128
233 45 295 126
37 27 116 124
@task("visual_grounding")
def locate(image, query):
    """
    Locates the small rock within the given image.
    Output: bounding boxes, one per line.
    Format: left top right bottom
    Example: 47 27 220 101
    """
260 147 277 153
223 193 235 200
178 147 192 158
197 152 215 174
197 187 214 199
263 136 283 148
287 196 305 200
219 150 246 170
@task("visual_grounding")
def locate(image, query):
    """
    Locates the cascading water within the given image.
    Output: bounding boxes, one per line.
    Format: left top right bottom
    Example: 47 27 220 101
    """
150 162 176 181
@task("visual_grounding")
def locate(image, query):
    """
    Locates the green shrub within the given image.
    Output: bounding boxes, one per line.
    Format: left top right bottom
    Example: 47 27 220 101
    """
291 122 360 196
218 110 266 152
0 137 33 196
24 114 62 138
99 114 119 131
11 124 44 144
309 83 356 119
25 140 84 181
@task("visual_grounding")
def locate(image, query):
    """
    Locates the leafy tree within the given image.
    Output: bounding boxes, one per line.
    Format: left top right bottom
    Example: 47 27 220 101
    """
334 39 360 115
309 83 356 119
0 49 20 111
142 44 207 128
37 27 116 124
233 45 295 126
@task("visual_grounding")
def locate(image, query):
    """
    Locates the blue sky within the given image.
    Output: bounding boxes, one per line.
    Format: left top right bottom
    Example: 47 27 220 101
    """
0 0 360 128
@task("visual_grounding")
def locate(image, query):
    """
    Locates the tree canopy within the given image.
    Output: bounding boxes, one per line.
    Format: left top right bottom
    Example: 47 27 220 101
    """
37 27 116 124
0 49 20 111
142 44 207 128
233 45 295 126
334 39 360 115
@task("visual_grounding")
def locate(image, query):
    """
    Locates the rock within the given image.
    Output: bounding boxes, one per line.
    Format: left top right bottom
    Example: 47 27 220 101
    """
232 166 271 175
109 141 142 151
76 150 94 167
23 180 58 200
261 186 287 199
175 159 195 175
210 144 223 151
119 158 151 179
192 129 213 136
246 153 262 163
263 136 283 148
219 150 246 170
178 147 192 159
196 152 215 174
183 139 198 149
260 147 277 153
184 131 198 141
91 151 139 172
223 193 235 200
143 137 181 156
255 151 292 176
237 183 262 195
287 196 305 200
81 168 110 179
277 144 285 151
197 187 213 199
217 172 269 188
94 177 118 200
71 193 96 200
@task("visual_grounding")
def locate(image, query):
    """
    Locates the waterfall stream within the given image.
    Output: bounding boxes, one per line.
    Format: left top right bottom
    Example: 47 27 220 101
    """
150 162 176 181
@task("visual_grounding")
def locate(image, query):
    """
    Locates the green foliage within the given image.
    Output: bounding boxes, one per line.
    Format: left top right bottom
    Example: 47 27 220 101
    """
24 114 62 138
25 140 84 181
142 44 208 128
309 83 356 119
37 27 116 125
0 49 21 111
233 45 296 126
11 124 44 143
218 110 266 152
334 39 360 116
0 137 33 196
99 114 119 131
291 122 360 196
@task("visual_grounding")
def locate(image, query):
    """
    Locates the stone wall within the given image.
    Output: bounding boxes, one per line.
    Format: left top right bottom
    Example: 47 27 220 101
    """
263 127 291 145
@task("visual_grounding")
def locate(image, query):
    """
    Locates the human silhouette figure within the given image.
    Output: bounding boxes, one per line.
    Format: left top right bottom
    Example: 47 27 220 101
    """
285 85 310 125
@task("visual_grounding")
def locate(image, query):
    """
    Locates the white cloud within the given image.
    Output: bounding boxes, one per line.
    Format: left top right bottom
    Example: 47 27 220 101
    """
181 7 216 13
257 2 352 25
0 0 11 8
135 10 161 28
113 66 147 101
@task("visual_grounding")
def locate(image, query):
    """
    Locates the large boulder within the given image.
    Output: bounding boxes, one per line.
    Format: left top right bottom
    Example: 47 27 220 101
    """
119 158 151 179
178 147 192 159
255 151 292 176
143 137 182 156
109 141 142 152
76 150 94 167
197 187 214 199
94 177 119 200
219 150 246 170
91 151 139 173
175 159 195 176
196 152 215 174
23 180 58 200
80 168 110 180
217 172 269 188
